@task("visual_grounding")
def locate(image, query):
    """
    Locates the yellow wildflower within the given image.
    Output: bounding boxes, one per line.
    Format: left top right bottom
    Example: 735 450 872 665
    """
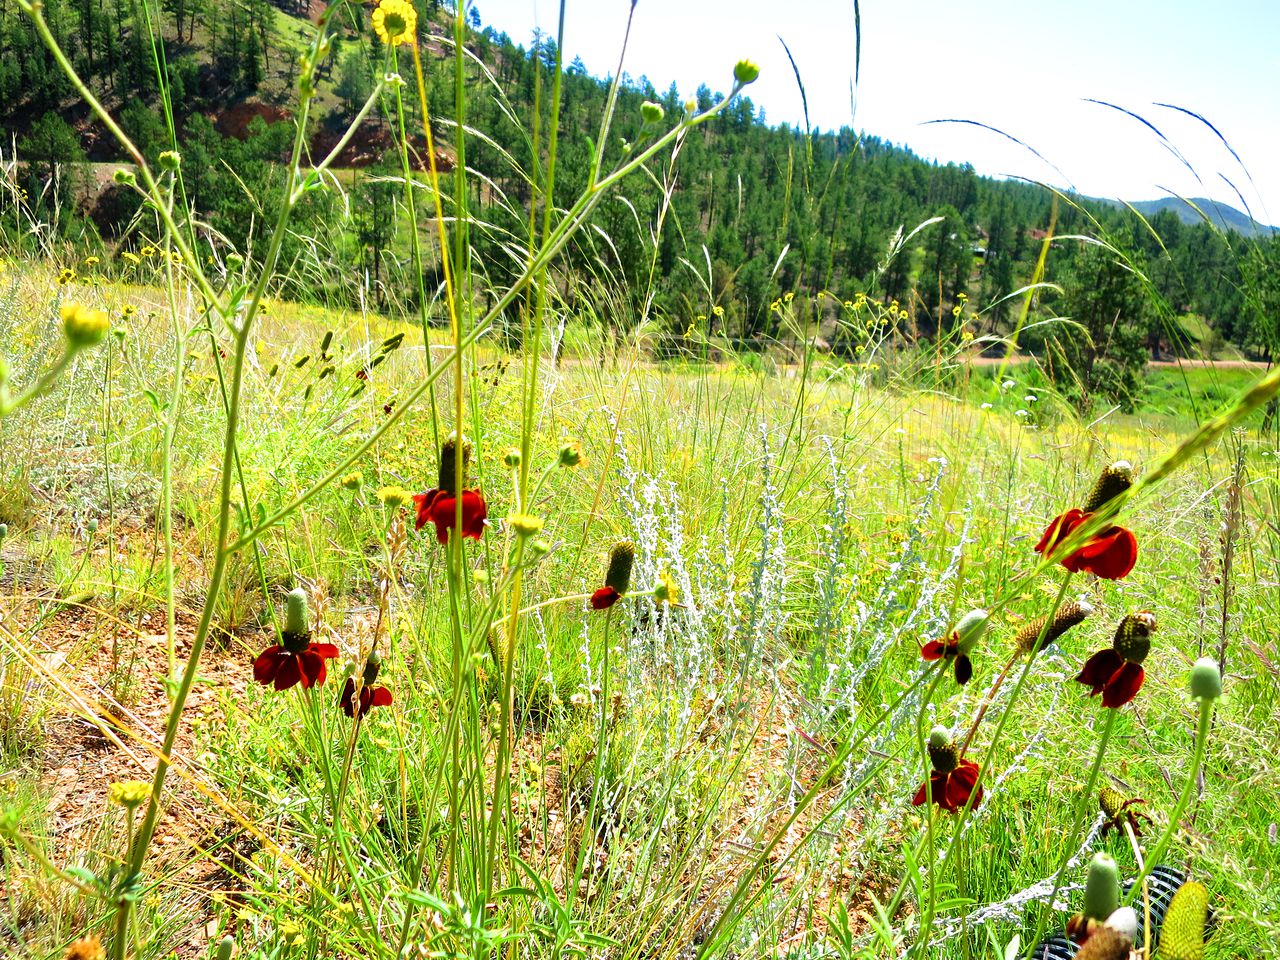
372 0 417 46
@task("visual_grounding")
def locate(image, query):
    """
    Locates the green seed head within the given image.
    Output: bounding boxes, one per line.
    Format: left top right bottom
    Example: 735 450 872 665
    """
1084 461 1135 513
216 935 235 960
1188 657 1223 701
113 168 136 185
1083 852 1121 921
640 100 665 124
284 587 310 636
953 608 989 654
605 541 635 595
1156 881 1211 960
1112 611 1156 664
158 150 181 171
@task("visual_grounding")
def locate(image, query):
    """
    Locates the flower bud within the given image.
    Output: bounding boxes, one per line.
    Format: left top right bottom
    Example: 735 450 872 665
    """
509 513 544 537
377 485 411 507
340 471 362 490
653 568 679 606
226 253 244 271
1083 852 1120 921
733 59 761 86
557 440 585 468
1014 599 1093 656
502 448 521 468
640 100 665 124
86 518 99 535
158 150 181 171
953 608 989 654
113 168 136 185
216 935 235 960
1083 461 1134 513
605 541 634 595
61 303 111 349
284 587 310 636
0 523 7 546
1188 657 1222 701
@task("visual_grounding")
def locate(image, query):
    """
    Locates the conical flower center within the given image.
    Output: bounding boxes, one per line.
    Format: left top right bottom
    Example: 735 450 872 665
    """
1083 461 1135 513
1015 600 1092 656
281 630 311 654
1112 611 1155 664
928 741 960 774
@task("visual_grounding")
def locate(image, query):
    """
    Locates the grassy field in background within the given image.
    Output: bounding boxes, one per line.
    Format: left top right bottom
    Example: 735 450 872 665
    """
0 263 1277 958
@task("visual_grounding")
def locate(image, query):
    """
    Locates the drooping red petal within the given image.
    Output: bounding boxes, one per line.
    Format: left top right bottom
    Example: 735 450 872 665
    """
591 586 620 610
369 686 393 708
297 649 329 688
273 653 303 691
912 780 929 806
1034 509 1086 559
340 678 358 716
458 490 487 540
425 489 488 543
253 646 284 686
413 489 442 532
310 643 340 660
1074 526 1138 580
1101 661 1145 708
920 640 947 661
946 761 982 811
1076 649 1125 696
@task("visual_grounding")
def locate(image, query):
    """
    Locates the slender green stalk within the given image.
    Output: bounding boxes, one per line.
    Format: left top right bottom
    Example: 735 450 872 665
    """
1123 694 1215 905
1028 706 1119 955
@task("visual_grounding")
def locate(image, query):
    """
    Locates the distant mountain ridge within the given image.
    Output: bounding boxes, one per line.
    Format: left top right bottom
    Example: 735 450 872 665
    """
1115 196 1275 238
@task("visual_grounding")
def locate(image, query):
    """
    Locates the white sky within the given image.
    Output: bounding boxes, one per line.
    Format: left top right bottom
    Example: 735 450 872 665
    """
475 0 1280 225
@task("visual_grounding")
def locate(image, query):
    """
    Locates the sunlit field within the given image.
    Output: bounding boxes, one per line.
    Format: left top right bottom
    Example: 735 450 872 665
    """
1 2 1278 959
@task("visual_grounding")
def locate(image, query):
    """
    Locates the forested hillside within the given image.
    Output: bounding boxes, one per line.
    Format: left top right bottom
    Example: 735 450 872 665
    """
2 0 1278 381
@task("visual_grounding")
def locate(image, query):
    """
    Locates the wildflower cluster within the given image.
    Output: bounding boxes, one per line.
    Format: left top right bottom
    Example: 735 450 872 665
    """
913 461 1146 814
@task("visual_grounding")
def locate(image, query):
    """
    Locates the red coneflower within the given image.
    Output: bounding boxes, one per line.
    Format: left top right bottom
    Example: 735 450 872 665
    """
1035 462 1138 580
340 651 393 718
591 541 634 610
1076 612 1155 708
921 608 989 685
252 588 338 691
912 727 983 812
413 437 488 544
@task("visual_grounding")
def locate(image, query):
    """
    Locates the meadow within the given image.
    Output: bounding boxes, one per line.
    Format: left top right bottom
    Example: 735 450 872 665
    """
1 2 1279 959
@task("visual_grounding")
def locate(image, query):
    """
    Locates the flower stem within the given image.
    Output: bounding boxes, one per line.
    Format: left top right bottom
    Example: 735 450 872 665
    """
1027 706 1119 955
1122 694 1214 905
